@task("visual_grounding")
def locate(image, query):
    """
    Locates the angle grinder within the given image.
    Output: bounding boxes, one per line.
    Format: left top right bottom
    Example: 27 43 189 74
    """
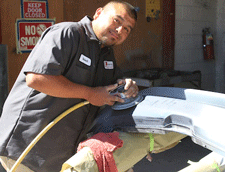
110 84 144 110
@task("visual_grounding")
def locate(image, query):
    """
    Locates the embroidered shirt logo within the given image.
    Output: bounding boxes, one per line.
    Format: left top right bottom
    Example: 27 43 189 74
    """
79 54 91 66
104 61 114 69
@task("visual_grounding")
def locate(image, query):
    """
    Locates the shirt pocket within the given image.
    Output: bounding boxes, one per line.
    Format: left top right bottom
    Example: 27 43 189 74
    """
69 64 93 86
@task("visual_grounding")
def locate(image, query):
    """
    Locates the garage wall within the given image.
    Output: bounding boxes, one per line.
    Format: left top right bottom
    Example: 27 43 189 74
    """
215 0 225 93
1 0 164 90
174 0 217 91
64 0 164 72
0 0 64 89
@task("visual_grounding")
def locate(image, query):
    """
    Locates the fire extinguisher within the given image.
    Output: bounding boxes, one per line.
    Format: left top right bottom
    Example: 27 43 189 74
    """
202 28 214 60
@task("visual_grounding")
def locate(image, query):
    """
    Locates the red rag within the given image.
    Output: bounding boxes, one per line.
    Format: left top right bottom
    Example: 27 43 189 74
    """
77 132 123 172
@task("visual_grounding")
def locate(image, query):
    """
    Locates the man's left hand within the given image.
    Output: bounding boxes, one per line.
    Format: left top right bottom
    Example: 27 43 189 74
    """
117 78 139 98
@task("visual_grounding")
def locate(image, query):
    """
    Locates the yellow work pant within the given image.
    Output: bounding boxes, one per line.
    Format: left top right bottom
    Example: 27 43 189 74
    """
0 156 34 172
61 132 186 172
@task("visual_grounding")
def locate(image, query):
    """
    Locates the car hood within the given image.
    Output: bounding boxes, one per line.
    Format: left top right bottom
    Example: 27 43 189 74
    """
90 87 225 157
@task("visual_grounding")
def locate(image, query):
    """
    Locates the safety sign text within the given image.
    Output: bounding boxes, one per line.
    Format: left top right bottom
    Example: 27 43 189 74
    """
16 19 55 53
21 0 49 18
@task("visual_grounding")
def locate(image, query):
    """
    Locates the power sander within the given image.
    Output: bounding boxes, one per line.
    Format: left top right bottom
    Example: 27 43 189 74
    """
110 84 144 110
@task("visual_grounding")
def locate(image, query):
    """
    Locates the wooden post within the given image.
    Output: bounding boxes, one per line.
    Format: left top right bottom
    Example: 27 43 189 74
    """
162 0 175 69
0 6 2 44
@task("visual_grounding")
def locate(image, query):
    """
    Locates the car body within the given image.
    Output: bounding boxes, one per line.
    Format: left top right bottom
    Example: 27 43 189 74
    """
91 87 225 157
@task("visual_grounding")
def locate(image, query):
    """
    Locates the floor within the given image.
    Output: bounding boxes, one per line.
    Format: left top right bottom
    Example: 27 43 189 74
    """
133 136 211 172
0 136 211 172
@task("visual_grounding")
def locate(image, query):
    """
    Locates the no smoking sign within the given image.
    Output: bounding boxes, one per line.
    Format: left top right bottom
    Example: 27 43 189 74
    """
37 24 47 35
16 19 55 53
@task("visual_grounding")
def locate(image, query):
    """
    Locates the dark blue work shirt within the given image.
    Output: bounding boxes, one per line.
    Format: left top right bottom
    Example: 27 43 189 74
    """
0 16 122 172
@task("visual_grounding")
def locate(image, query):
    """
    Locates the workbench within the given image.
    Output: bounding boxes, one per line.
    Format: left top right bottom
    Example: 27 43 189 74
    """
123 69 201 89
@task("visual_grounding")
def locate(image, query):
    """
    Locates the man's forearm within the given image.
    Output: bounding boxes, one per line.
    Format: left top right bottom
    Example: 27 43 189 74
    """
26 72 127 106
26 72 92 99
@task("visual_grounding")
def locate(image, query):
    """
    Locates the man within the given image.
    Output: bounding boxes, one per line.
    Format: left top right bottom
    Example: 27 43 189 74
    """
0 1 138 171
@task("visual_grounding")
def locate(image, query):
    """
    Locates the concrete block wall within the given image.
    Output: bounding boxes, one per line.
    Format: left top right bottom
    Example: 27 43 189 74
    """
215 0 225 93
174 0 217 91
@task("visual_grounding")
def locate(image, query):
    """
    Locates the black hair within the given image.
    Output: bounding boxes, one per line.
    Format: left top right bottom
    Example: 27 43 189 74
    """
103 1 138 21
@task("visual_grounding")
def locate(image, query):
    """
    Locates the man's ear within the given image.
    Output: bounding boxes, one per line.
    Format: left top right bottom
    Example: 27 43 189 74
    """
93 7 103 20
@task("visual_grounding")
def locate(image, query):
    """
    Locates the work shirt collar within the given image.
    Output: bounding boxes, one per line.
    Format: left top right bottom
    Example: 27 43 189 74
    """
80 16 99 42
80 16 112 50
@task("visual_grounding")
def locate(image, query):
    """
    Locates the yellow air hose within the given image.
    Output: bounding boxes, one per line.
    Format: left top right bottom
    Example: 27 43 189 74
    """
9 101 89 172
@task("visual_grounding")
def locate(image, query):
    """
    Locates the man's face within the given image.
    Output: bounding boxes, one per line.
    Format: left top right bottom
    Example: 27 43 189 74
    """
92 4 136 47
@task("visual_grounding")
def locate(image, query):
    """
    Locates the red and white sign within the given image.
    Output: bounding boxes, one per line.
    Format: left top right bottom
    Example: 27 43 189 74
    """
16 19 55 53
22 1 48 18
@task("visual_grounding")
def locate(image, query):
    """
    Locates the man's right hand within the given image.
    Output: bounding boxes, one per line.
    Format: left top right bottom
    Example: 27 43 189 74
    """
87 84 125 106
